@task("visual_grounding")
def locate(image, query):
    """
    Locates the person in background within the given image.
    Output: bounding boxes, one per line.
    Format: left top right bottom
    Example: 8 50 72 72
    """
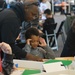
45 0 51 10
43 9 55 34
0 0 42 61
39 0 49 20
38 0 51 30
0 0 7 11
61 19 75 57
61 0 69 14
0 42 13 75
54 0 61 5
54 0 61 13
22 27 55 59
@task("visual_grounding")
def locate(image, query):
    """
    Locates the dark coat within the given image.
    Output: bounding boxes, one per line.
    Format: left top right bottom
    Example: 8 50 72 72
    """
61 28 75 57
0 3 27 59
43 17 55 34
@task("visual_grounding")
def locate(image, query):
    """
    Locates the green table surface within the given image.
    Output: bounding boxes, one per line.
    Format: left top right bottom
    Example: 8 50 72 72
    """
44 59 72 66
22 69 41 75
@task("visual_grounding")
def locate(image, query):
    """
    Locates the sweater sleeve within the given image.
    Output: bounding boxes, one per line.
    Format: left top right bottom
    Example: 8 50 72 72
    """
42 45 55 59
2 54 13 75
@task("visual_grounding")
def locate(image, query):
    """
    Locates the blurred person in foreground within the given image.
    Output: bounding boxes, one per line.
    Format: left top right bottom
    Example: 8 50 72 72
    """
0 0 42 61
61 19 75 57
0 42 13 75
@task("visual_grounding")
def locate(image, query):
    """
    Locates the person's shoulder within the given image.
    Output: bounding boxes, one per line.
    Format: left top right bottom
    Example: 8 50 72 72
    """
0 9 15 19
1 9 13 14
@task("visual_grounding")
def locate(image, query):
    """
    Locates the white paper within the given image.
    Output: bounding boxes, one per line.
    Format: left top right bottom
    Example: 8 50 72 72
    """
43 62 66 73
13 59 43 71
11 69 24 75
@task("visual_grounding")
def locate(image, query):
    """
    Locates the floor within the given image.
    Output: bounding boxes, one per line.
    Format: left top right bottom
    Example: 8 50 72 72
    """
52 13 66 57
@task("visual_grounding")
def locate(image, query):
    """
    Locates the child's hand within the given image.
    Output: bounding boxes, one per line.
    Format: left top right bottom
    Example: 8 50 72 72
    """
0 42 12 54
39 37 47 47
26 39 32 45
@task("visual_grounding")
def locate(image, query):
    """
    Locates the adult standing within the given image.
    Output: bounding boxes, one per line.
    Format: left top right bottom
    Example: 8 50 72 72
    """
61 19 75 57
0 0 42 61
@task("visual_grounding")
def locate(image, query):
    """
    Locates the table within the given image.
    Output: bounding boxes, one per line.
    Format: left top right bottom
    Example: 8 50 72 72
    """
12 57 74 75
55 57 74 61
43 57 74 62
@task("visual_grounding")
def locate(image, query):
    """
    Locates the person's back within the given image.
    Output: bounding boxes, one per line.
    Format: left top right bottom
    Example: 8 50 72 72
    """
0 7 22 59
61 19 75 57
43 9 55 34
63 15 75 35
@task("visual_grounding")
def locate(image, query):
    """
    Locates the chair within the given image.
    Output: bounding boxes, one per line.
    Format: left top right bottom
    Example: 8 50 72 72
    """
44 23 58 50
51 20 65 47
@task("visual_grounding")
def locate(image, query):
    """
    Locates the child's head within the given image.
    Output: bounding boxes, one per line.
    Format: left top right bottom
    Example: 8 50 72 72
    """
44 9 52 18
25 27 40 48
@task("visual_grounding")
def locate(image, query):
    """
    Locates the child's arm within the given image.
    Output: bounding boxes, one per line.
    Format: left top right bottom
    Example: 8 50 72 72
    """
39 38 55 59
43 45 55 59
39 37 47 47
22 39 32 53
0 42 13 75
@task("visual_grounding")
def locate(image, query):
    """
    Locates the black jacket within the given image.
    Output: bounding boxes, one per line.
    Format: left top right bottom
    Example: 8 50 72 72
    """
43 17 55 34
0 3 27 59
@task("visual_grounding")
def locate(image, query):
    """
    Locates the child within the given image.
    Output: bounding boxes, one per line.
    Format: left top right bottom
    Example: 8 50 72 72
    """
0 42 13 75
22 27 55 59
43 9 55 34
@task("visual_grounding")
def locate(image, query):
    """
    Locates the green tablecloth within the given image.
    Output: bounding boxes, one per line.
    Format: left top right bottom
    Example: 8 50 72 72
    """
22 69 41 75
44 59 72 66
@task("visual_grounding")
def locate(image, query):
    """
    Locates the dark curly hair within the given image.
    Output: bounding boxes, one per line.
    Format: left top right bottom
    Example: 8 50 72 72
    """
25 27 39 40
44 9 52 15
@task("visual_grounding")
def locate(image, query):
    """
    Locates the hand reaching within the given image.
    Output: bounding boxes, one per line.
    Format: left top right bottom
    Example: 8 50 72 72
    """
0 42 12 54
39 37 47 47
